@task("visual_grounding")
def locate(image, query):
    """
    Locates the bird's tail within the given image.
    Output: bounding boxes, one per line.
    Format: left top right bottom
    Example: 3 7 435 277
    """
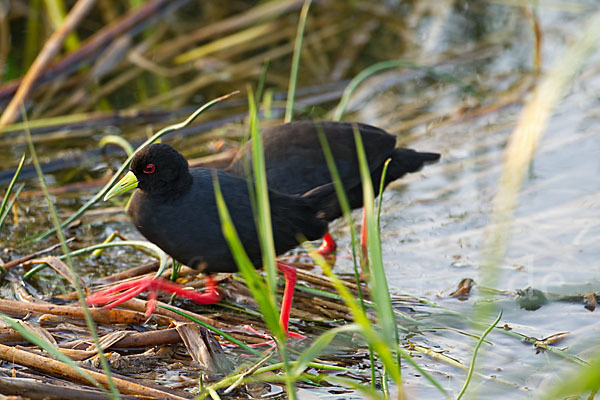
387 149 440 178
301 149 440 222
380 149 440 189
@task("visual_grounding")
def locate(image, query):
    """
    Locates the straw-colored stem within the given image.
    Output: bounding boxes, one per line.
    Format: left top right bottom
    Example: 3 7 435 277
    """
284 0 312 123
23 111 120 399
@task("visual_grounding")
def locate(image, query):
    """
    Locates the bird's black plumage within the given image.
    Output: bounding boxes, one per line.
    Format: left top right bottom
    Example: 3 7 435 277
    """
225 121 440 221
93 124 439 327
126 143 333 273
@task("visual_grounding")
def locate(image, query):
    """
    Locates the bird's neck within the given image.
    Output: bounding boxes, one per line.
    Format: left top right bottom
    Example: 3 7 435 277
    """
147 172 193 201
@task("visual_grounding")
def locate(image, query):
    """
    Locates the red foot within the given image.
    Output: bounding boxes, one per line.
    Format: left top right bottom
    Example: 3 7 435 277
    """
223 326 305 351
239 325 305 348
86 275 221 317
234 262 306 345
316 232 337 255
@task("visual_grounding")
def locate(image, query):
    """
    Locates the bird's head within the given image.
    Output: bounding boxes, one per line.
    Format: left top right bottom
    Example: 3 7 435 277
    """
104 143 191 200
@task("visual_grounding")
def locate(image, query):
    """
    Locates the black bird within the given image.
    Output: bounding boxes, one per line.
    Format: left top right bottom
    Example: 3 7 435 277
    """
88 121 440 335
87 143 336 335
225 121 440 253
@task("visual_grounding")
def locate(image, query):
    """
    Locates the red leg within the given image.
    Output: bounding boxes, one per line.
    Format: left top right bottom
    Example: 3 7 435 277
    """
241 262 303 346
276 262 296 335
276 262 305 338
360 206 368 258
317 232 337 255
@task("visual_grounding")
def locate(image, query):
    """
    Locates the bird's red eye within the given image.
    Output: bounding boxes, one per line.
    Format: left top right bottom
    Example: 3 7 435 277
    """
143 163 155 174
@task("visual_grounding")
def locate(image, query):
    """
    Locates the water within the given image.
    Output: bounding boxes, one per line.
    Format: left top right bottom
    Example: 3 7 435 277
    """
332 6 600 396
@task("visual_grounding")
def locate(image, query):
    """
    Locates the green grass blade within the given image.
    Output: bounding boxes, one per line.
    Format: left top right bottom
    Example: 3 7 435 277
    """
32 91 238 243
457 311 503 400
198 360 356 398
284 0 312 123
212 174 281 337
374 156 399 374
307 248 402 384
247 87 277 302
0 153 25 212
23 112 120 399
255 59 270 106
333 60 475 121
170 259 182 282
376 158 392 231
246 92 290 398
0 153 26 226
0 183 24 229
353 126 397 347
261 361 352 375
99 135 134 156
314 123 377 386
24 240 168 279
213 169 295 398
292 324 360 376
207 387 221 400
246 91 294 398
247 88 298 397
158 304 263 357
314 125 362 297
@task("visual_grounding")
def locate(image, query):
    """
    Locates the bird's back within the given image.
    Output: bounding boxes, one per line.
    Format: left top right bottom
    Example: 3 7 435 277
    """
226 121 440 221
226 121 397 195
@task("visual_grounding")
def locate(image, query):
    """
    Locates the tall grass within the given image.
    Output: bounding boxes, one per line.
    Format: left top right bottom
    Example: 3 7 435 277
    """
44 0 81 52
333 60 475 122
247 87 279 305
31 91 238 243
213 166 296 397
0 154 25 230
21 110 120 398
315 124 379 387
284 0 312 123
352 126 397 347
6 94 240 396
456 311 502 400
211 102 449 397
311 124 448 397
212 89 295 398
352 126 401 395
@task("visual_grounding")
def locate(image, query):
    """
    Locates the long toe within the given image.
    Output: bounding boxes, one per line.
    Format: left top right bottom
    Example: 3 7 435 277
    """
86 276 154 307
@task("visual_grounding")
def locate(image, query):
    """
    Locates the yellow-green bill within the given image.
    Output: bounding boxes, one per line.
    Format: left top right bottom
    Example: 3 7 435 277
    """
104 171 138 201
